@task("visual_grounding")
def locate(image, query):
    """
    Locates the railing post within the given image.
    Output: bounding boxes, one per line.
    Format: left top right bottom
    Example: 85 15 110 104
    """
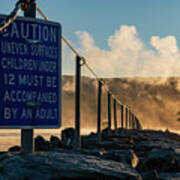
97 81 102 142
107 92 112 131
132 114 135 129
129 110 131 129
121 105 124 129
135 116 138 129
125 108 128 129
75 56 81 148
136 117 142 130
134 117 137 129
113 99 117 132
21 0 36 153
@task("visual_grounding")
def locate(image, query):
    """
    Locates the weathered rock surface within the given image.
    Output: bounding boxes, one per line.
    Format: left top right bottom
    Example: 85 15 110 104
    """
141 170 159 180
0 152 142 180
137 148 179 173
159 173 180 180
101 149 139 167
7 128 180 179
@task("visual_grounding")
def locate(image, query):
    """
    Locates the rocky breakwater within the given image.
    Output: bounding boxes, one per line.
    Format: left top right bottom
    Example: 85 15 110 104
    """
3 128 180 180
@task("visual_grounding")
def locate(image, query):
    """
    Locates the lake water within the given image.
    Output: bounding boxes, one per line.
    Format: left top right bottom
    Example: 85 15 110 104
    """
0 128 96 151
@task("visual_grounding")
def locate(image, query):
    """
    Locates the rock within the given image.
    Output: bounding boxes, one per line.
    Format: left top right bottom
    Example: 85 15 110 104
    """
81 133 98 149
35 136 49 151
98 141 123 150
134 142 161 154
134 142 162 158
79 148 106 157
142 170 159 180
101 127 112 136
0 153 13 162
101 150 139 167
159 173 180 180
8 146 21 152
61 128 75 147
0 152 142 180
50 136 65 149
137 148 179 172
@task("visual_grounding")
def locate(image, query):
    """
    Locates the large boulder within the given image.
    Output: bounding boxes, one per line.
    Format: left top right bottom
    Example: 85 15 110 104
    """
8 146 21 152
35 136 50 151
0 152 142 180
81 133 98 149
137 148 179 173
61 128 75 147
50 135 65 150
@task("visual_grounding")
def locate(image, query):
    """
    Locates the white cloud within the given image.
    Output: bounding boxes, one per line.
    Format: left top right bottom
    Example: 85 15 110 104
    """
151 36 178 56
75 25 180 77
62 38 76 75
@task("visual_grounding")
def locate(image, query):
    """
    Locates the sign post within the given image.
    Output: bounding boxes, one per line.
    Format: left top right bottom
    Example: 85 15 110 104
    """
21 0 36 153
0 2 61 152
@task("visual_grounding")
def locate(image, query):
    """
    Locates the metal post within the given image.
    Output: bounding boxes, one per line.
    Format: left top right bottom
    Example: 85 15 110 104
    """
125 108 128 129
97 81 102 142
129 110 131 129
121 105 124 128
133 115 136 129
75 56 81 148
134 117 136 129
24 0 36 17
21 129 34 153
135 117 138 130
136 118 139 129
21 0 36 153
113 99 117 131
107 92 111 130
136 117 142 130
134 117 137 129
132 114 135 129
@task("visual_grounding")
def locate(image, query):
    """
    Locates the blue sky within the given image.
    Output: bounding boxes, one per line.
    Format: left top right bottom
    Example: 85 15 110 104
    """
39 0 180 49
1 0 180 49
1 1 180 77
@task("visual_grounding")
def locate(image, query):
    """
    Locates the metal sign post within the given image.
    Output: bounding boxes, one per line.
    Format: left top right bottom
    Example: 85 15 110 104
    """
21 128 34 153
21 0 36 153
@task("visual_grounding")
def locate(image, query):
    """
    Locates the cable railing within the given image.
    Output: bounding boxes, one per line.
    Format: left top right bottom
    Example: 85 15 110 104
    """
0 0 143 149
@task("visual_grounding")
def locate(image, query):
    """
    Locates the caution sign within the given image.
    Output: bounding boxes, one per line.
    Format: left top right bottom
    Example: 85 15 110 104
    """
0 15 61 128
